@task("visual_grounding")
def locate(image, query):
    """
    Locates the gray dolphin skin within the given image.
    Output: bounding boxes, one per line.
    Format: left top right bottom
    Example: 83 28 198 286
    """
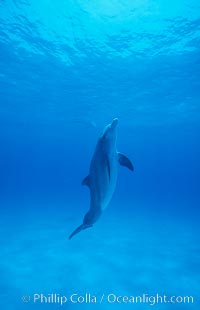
69 118 134 239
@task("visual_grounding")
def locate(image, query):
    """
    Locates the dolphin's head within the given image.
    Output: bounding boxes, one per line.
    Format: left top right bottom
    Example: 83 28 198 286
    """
100 118 118 149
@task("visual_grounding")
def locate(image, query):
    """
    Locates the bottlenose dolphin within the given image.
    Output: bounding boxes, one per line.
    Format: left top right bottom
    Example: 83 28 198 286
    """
69 118 134 239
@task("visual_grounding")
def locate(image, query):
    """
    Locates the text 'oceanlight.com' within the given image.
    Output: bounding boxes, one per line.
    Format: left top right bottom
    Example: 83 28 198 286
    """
21 293 195 306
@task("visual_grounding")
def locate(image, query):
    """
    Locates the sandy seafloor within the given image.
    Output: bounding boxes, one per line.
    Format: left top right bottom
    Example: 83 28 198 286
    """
0 203 199 310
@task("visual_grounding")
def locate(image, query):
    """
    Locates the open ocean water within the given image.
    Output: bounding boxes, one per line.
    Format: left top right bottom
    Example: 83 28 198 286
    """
0 0 200 309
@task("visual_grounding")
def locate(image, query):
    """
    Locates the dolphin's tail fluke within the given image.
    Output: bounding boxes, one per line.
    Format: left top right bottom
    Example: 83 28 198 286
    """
69 224 92 240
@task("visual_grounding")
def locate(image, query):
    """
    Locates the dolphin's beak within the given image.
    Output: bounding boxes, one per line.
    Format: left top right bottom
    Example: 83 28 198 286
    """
111 118 118 129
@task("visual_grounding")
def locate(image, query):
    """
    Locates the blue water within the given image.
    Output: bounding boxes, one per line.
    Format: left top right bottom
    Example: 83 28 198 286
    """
0 0 200 309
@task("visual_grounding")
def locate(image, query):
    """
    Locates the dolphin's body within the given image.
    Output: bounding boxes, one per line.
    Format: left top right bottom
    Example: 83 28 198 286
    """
69 118 134 239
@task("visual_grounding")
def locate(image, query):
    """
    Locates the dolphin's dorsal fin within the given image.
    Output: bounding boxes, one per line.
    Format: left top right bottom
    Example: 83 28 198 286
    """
118 152 134 171
81 175 91 187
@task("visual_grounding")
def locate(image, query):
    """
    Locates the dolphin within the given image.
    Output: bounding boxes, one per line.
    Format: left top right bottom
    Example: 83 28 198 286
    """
69 118 134 239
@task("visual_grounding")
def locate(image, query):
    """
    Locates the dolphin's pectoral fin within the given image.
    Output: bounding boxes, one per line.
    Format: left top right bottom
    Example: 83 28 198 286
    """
69 224 93 240
81 175 90 187
118 152 134 171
